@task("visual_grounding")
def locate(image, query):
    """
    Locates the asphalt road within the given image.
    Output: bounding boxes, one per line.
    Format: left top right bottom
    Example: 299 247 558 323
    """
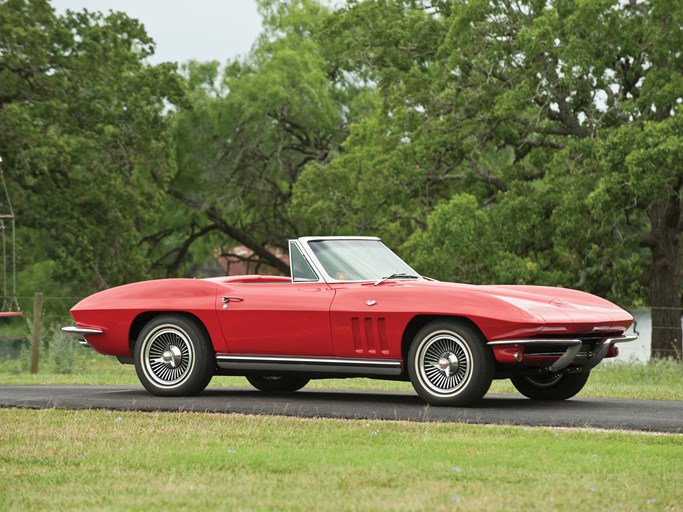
0 385 681 433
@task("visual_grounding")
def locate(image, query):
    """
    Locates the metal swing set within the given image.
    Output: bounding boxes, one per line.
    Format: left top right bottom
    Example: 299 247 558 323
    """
0 155 22 318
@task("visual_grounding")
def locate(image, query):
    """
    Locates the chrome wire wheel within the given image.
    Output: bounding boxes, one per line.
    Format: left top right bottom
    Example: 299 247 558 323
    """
141 325 195 389
417 330 473 397
135 315 213 397
408 319 494 407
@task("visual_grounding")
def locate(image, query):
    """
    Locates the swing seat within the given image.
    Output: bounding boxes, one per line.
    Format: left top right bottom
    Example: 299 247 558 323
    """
0 157 20 316
0 311 22 317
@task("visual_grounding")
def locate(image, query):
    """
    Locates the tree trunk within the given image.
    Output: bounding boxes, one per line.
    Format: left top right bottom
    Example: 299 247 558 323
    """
205 207 291 276
647 196 682 359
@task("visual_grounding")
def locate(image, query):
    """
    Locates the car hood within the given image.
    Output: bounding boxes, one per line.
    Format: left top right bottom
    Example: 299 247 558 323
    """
396 280 633 330
477 284 629 323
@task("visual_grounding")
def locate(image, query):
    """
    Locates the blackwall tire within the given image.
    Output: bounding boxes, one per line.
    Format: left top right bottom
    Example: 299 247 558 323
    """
510 371 590 400
408 319 494 407
246 375 310 393
134 315 214 397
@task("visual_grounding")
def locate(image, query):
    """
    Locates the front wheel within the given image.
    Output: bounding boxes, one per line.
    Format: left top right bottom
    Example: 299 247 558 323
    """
510 371 590 400
408 319 494 407
134 315 214 397
246 375 310 393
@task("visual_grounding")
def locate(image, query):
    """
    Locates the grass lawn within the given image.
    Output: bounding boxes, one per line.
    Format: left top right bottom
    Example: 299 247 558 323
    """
1 343 682 510
1 408 682 511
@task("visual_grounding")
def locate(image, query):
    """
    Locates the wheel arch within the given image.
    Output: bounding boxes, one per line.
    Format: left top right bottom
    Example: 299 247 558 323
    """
128 311 214 356
401 315 487 364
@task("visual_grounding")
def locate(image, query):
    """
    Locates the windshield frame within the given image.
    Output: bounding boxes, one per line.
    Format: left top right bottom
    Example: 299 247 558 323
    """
295 236 421 284
288 240 321 283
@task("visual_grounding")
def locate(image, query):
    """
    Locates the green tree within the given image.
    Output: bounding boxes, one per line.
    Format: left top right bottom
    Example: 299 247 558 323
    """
295 0 682 358
0 0 184 294
291 1 450 250
156 0 377 275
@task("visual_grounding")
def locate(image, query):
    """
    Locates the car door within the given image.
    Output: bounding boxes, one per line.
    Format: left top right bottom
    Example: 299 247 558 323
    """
216 281 336 356
328 281 413 359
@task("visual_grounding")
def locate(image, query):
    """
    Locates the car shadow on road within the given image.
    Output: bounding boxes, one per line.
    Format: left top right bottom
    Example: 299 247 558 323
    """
190 387 594 410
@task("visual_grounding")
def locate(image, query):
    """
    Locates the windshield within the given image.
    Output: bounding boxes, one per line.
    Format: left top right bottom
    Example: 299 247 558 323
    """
308 239 419 282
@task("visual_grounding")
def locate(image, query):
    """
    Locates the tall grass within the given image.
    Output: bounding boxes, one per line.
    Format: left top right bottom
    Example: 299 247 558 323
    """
1 322 94 375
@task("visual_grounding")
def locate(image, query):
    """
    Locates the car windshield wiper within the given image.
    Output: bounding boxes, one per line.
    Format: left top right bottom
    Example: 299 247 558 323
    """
373 272 421 286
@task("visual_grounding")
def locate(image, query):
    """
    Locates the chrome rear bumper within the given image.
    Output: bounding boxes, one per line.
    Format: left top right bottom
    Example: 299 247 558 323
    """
61 326 104 348
62 326 104 336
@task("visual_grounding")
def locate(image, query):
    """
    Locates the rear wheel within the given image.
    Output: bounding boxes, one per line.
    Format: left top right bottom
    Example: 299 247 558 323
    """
246 375 310 393
408 319 494 407
134 315 214 397
510 371 590 400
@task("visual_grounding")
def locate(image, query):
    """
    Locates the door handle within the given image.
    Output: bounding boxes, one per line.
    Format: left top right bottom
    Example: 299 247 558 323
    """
222 296 244 303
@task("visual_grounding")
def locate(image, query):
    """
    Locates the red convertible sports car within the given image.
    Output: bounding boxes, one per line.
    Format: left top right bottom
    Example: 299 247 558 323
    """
64 236 636 407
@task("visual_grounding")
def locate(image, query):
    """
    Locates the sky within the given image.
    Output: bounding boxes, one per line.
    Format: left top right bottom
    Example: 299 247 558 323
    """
49 0 264 65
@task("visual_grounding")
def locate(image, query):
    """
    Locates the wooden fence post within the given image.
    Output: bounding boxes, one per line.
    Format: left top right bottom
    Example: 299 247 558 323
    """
30 292 43 374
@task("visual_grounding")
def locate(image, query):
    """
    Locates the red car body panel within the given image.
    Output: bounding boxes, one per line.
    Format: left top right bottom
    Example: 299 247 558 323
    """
70 278 227 357
214 280 336 356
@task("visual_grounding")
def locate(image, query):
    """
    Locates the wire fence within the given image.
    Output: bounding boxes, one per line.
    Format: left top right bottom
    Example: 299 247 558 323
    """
0 294 681 367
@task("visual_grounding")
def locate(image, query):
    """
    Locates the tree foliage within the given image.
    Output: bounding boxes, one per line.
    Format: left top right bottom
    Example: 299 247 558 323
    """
151 0 378 276
0 0 184 294
292 0 683 357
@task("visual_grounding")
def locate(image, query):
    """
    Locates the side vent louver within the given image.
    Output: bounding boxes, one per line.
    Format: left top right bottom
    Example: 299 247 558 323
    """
351 317 389 355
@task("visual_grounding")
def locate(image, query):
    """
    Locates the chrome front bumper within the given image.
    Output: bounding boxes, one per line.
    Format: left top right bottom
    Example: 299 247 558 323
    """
488 334 638 372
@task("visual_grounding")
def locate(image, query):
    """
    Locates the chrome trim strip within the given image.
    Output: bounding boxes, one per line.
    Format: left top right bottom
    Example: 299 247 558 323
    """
216 355 401 367
297 236 381 243
606 334 638 344
487 338 583 346
584 335 637 370
216 354 402 376
62 326 104 336
487 333 637 347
